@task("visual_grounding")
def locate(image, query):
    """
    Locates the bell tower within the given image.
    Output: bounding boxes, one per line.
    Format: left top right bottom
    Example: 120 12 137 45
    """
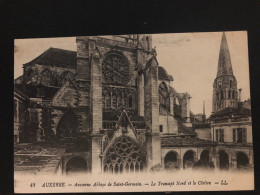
212 32 238 113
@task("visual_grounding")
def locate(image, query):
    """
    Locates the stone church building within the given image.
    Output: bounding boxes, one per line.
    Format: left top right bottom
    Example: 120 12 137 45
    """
14 33 253 175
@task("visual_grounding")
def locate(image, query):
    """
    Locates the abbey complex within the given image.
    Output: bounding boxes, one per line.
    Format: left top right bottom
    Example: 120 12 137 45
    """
14 33 253 175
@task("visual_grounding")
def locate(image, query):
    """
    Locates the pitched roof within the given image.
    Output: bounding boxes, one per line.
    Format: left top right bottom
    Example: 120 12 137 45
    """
210 107 251 119
161 136 212 147
217 33 233 77
158 66 173 81
14 75 24 84
24 48 77 69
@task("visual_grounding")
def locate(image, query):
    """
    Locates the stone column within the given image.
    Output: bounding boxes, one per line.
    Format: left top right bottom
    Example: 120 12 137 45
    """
90 42 103 174
137 73 144 116
144 57 161 170
170 95 174 115
76 37 90 82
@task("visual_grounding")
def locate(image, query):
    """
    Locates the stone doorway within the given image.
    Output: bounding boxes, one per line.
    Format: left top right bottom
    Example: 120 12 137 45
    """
57 111 78 138
66 156 88 175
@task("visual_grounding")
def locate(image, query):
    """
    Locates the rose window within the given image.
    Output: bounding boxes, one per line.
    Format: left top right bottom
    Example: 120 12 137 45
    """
102 53 130 85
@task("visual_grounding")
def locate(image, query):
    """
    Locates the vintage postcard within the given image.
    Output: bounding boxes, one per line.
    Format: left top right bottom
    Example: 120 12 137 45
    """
14 31 254 193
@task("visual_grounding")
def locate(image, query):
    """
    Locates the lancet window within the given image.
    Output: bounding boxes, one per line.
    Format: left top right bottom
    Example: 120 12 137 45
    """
159 82 170 111
102 87 136 110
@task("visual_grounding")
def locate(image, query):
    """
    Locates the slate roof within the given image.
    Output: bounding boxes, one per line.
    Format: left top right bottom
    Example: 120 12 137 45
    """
161 136 213 147
14 75 24 84
158 66 174 81
15 83 59 100
192 123 211 129
210 107 251 119
24 48 77 69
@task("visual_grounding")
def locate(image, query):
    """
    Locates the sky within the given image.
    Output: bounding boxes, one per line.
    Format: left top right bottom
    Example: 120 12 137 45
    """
14 31 250 117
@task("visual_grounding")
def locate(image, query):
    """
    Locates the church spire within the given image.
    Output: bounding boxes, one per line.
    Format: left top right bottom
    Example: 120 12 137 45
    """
212 32 238 113
217 32 233 77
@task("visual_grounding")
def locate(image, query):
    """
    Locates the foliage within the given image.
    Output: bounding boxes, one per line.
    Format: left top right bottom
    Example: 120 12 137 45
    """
192 159 215 170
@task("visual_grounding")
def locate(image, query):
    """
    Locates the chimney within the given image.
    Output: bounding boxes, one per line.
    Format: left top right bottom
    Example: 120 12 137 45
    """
238 88 242 102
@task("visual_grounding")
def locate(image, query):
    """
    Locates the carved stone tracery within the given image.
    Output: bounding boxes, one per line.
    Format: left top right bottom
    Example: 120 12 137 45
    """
103 136 145 174
102 53 130 85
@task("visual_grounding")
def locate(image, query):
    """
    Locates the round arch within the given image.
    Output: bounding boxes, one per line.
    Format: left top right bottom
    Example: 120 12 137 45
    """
66 156 88 175
159 82 169 110
233 151 249 169
164 150 180 170
103 136 146 174
218 150 229 170
183 150 196 169
56 111 78 138
200 149 211 162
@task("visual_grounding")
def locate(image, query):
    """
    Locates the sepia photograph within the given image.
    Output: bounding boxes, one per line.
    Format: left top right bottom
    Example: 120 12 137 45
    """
14 32 254 193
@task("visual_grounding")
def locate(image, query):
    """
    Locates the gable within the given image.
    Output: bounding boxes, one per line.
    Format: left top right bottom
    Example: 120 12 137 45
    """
110 110 139 142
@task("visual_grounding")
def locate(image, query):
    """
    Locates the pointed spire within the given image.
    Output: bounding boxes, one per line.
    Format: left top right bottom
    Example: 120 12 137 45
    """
217 32 233 77
203 101 205 115
202 101 206 123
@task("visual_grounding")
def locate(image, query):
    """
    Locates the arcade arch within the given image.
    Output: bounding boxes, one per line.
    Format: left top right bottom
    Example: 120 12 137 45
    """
183 150 196 169
164 151 180 170
218 150 229 170
66 156 88 175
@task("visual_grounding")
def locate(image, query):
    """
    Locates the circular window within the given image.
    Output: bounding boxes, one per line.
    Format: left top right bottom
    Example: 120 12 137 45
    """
102 53 130 85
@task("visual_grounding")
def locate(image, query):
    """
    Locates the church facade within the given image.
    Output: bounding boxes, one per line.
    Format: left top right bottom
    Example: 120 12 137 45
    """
14 33 253 175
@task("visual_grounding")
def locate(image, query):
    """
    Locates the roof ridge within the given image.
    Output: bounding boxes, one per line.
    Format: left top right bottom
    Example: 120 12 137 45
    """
49 47 76 53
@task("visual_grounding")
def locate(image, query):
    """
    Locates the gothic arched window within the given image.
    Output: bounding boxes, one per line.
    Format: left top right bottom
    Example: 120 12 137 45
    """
221 90 224 100
117 90 123 109
218 82 222 89
159 82 169 109
112 91 117 109
104 89 111 109
103 136 146 174
57 111 78 138
230 80 233 88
